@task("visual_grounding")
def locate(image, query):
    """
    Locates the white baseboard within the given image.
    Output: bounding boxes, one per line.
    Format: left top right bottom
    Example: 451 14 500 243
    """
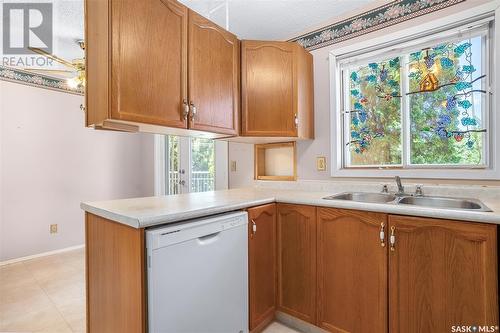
0 244 85 267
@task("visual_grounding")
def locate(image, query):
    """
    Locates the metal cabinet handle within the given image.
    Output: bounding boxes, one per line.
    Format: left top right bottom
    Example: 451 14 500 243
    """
379 222 385 247
189 102 197 121
182 99 189 120
294 114 298 128
390 226 396 252
251 219 257 235
178 180 186 186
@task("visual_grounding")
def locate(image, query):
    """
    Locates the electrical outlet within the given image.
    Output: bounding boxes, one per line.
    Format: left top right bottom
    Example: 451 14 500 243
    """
230 160 237 172
316 157 327 171
50 224 58 234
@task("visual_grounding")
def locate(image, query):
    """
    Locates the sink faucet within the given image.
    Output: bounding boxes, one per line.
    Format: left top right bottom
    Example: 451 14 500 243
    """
395 176 405 196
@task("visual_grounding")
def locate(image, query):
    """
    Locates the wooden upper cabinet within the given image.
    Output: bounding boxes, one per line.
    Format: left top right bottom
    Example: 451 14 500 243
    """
389 215 498 333
85 0 239 136
110 0 188 128
276 204 316 324
188 11 239 135
247 204 277 332
317 208 388 333
241 41 314 138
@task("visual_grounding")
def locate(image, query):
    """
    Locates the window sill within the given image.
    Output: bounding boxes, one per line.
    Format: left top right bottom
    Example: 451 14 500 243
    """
331 167 500 180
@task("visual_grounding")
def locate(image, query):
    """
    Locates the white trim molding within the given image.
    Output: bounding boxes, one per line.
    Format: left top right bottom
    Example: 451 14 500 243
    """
0 244 85 267
154 134 167 196
329 2 500 179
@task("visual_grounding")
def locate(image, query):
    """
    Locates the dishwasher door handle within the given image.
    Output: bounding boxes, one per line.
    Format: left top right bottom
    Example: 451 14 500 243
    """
197 231 221 245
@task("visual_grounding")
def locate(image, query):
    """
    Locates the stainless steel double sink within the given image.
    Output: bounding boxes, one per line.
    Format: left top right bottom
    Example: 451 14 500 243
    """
323 192 492 212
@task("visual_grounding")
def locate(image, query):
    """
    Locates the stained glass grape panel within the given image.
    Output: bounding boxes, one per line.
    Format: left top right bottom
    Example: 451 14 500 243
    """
345 57 402 166
408 35 487 166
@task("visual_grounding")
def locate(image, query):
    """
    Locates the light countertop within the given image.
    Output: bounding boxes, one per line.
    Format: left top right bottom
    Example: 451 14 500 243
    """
81 187 500 228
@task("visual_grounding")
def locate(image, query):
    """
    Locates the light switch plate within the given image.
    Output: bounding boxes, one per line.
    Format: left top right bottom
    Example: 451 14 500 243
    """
316 157 327 171
230 161 237 172
50 224 58 234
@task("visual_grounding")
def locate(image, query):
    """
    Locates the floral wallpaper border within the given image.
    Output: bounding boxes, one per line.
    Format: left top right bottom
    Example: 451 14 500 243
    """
289 0 466 51
0 65 84 95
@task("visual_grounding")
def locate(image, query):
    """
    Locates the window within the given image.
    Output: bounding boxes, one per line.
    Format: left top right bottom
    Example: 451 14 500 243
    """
334 21 495 178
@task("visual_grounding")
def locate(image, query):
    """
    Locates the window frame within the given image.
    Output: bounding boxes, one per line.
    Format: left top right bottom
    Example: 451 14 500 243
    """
329 10 500 179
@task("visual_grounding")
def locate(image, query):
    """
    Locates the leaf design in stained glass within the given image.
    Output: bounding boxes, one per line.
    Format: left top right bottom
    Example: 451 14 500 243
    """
454 42 472 57
458 100 472 109
461 117 477 126
365 74 377 83
389 58 399 68
350 72 358 82
462 65 476 73
455 81 472 91
440 57 454 68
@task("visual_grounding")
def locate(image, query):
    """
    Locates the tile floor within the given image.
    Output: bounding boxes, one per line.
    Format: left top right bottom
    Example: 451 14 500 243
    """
0 248 299 333
0 248 85 332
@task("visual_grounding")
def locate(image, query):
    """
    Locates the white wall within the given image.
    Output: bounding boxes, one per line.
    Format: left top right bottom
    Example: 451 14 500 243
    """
0 81 154 261
228 142 254 188
228 0 500 187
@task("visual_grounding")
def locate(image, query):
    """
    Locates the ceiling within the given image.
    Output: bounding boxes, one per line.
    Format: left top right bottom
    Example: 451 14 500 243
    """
179 0 374 40
5 0 375 78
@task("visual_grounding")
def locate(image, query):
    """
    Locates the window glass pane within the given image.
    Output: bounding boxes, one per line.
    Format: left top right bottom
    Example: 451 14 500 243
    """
347 57 402 166
167 135 180 195
408 36 487 165
191 138 215 192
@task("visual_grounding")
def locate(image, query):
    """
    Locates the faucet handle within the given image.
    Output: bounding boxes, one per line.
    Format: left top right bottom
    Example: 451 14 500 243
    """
381 184 389 193
415 184 424 197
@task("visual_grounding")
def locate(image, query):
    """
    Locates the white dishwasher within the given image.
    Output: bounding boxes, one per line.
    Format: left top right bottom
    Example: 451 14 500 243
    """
146 211 249 333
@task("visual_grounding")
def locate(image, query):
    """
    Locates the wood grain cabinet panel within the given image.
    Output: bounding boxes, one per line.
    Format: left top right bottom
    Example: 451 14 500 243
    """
388 215 499 333
241 41 314 138
317 208 388 333
248 204 277 332
110 0 188 128
85 213 146 333
85 0 240 137
188 11 239 135
277 204 317 324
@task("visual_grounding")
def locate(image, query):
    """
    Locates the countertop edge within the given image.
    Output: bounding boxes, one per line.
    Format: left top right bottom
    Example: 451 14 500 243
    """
81 198 276 229
81 193 500 229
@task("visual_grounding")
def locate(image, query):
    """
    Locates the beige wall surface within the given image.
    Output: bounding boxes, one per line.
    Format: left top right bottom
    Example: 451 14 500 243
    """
229 0 500 188
0 81 154 261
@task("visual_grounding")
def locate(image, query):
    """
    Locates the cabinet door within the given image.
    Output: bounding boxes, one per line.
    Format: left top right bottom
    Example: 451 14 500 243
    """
277 204 316 324
248 204 277 332
111 0 188 128
389 215 498 332
241 41 297 137
317 208 388 333
188 11 239 135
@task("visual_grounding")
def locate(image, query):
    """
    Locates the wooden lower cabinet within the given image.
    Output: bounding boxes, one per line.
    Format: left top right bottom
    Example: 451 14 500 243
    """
277 204 317 324
85 206 499 333
389 215 499 333
317 208 388 333
85 213 146 333
248 204 277 332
